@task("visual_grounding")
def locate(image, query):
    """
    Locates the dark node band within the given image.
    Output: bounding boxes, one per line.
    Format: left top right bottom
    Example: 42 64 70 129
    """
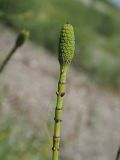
56 108 62 111
53 136 60 141
61 92 65 97
52 147 59 151
61 69 64 74
64 59 71 64
56 91 65 97
59 80 66 84
54 117 62 122
56 91 59 96
53 136 60 138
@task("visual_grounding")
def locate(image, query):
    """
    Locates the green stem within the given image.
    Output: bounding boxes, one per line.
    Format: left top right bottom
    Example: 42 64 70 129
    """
0 46 17 74
52 64 68 160
116 146 120 160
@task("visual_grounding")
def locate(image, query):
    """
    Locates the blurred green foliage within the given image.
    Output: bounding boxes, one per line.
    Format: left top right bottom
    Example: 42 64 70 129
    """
0 0 120 88
0 112 52 160
0 86 52 160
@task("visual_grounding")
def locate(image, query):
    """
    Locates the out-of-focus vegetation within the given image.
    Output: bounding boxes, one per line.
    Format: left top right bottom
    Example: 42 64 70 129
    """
0 0 120 88
0 118 52 160
0 85 52 160
0 1 120 159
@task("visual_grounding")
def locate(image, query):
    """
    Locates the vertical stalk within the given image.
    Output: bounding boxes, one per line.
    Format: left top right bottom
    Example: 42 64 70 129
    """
52 64 68 160
0 46 17 73
116 146 120 160
52 23 75 160
0 30 29 74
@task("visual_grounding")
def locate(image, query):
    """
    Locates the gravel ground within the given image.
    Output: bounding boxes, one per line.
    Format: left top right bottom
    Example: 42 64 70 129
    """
0 24 120 160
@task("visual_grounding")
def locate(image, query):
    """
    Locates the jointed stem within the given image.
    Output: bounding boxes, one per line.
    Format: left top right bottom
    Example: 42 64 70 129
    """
52 64 68 160
52 23 75 160
0 46 17 74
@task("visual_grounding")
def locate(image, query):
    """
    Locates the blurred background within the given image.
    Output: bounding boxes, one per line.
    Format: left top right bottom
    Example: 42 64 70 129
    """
0 0 120 160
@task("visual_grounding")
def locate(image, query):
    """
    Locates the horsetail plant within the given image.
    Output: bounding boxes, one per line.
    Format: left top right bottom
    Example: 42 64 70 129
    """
0 30 29 73
52 23 75 160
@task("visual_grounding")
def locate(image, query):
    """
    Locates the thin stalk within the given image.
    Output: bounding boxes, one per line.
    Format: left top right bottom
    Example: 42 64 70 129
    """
52 23 75 160
0 46 17 73
116 146 120 160
52 64 68 160
0 30 29 74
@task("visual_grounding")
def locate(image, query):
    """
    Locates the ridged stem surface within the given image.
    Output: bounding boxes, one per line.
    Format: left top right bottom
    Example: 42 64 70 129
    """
52 64 68 160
